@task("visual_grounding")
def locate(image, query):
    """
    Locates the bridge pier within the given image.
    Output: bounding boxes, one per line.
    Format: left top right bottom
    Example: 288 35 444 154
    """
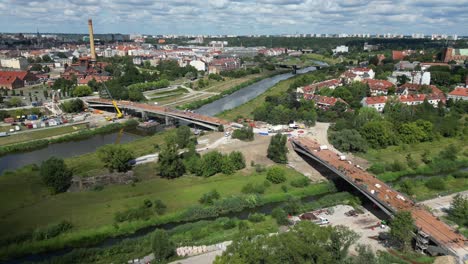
141 111 148 121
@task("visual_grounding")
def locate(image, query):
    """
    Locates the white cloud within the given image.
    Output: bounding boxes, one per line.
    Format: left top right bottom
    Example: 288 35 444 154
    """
0 0 465 35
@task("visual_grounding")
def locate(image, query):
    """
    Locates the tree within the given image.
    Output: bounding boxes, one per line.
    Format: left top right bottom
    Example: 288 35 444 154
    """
97 145 135 172
200 151 224 177
267 133 288 164
266 166 286 184
40 157 73 194
397 75 410 86
151 229 175 263
72 85 93 97
60 99 84 113
271 207 289 225
127 87 144 101
329 129 368 153
448 194 468 227
229 151 246 170
154 200 167 215
221 155 236 174
405 154 418 169
30 64 43 71
389 211 415 252
175 126 191 148
360 121 397 148
158 139 185 178
329 225 360 262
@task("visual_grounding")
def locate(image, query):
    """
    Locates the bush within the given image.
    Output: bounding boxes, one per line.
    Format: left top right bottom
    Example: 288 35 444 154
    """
223 219 237 230
368 163 386 174
143 199 153 208
60 99 84 113
40 157 73 194
114 207 153 223
272 208 289 225
248 213 265 223
32 221 73 241
281 185 288 193
152 229 175 263
154 200 167 215
255 164 266 173
267 133 288 164
241 182 266 194
266 166 286 184
199 190 221 205
425 177 446 190
290 177 310 188
232 127 254 141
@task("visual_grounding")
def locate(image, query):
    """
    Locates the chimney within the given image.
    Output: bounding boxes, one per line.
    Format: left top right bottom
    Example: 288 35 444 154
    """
88 19 97 62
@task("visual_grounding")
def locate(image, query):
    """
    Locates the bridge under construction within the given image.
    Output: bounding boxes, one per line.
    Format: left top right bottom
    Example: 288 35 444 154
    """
292 137 467 261
85 98 229 130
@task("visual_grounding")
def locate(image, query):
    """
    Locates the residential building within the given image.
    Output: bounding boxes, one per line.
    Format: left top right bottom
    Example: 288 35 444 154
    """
392 50 414 61
0 70 38 87
361 96 388 112
363 42 379 51
208 58 240 74
0 57 28 70
341 67 375 83
442 47 468 63
296 79 341 96
0 76 23 89
448 87 468 101
388 71 430 86
303 94 348 110
362 79 394 96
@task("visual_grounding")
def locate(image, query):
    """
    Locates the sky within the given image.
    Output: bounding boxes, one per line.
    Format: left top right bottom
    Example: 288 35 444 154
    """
0 0 467 35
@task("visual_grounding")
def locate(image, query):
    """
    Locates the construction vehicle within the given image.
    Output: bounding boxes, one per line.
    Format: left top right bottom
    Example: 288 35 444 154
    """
101 81 123 120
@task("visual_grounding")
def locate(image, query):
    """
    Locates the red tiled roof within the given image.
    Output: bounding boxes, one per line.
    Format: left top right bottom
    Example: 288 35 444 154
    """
363 79 394 91
0 71 28 81
304 94 347 107
301 79 340 93
449 87 468 97
352 67 372 72
365 96 388 105
0 76 20 85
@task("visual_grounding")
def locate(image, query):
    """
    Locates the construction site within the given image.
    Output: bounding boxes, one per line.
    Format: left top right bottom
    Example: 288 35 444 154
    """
291 137 468 261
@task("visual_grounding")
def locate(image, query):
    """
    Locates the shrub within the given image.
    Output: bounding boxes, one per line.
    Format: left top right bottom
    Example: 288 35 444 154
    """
152 229 175 263
266 166 286 184
272 208 289 225
425 177 446 190
154 200 167 215
232 127 254 141
97 144 135 172
199 190 221 205
143 199 153 208
32 221 73 241
281 185 289 193
255 164 266 173
368 163 386 174
290 177 310 188
114 207 153 223
223 219 237 230
241 182 266 194
229 151 246 170
248 213 265 223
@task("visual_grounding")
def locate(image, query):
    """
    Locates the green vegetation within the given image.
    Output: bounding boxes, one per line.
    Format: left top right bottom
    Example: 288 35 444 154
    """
151 229 175 263
0 120 137 156
0 123 88 146
127 79 170 91
216 66 342 121
266 166 286 184
389 211 415 252
267 133 288 164
0 160 327 260
72 85 93 97
179 72 282 110
447 194 468 236
231 126 254 141
97 144 135 172
214 221 358 264
40 157 73 194
60 98 85 113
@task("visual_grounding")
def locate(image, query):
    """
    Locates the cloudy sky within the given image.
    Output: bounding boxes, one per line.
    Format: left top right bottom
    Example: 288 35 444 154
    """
0 0 467 35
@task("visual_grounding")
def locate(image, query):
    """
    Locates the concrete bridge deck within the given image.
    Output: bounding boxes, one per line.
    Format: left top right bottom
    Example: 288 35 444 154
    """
85 98 230 130
291 137 467 260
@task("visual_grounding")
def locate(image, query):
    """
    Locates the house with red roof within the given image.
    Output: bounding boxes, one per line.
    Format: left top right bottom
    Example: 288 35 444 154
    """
392 50 414 60
361 96 388 112
362 79 394 96
304 94 348 110
296 79 341 95
208 58 241 74
340 67 375 84
0 70 39 89
448 87 468 101
0 76 23 90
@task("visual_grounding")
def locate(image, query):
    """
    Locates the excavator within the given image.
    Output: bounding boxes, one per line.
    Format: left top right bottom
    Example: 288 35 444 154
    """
101 81 123 121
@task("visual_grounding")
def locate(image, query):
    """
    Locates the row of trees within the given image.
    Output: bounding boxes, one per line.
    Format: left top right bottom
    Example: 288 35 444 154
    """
329 98 468 152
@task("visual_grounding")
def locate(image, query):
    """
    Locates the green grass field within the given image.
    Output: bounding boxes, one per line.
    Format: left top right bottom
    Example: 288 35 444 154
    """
0 124 88 146
0 163 322 238
203 74 264 93
302 54 340 65
358 137 468 165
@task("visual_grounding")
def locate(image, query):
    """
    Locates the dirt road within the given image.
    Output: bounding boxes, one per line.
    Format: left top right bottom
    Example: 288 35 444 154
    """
419 190 468 217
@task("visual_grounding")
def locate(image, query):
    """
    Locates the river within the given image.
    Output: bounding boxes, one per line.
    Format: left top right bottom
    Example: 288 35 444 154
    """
197 65 322 116
1 63 324 175
0 131 140 174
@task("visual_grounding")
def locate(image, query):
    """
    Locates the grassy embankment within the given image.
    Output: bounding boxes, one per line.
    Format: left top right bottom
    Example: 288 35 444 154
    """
358 137 468 201
0 123 88 146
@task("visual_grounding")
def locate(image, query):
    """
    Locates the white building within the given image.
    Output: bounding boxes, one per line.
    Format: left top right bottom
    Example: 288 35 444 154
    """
189 60 206 72
0 57 28 70
332 45 349 54
388 71 431 85
448 87 468 101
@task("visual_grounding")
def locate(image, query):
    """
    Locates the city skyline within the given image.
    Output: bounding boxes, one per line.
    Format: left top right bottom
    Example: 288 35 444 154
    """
1 0 468 35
